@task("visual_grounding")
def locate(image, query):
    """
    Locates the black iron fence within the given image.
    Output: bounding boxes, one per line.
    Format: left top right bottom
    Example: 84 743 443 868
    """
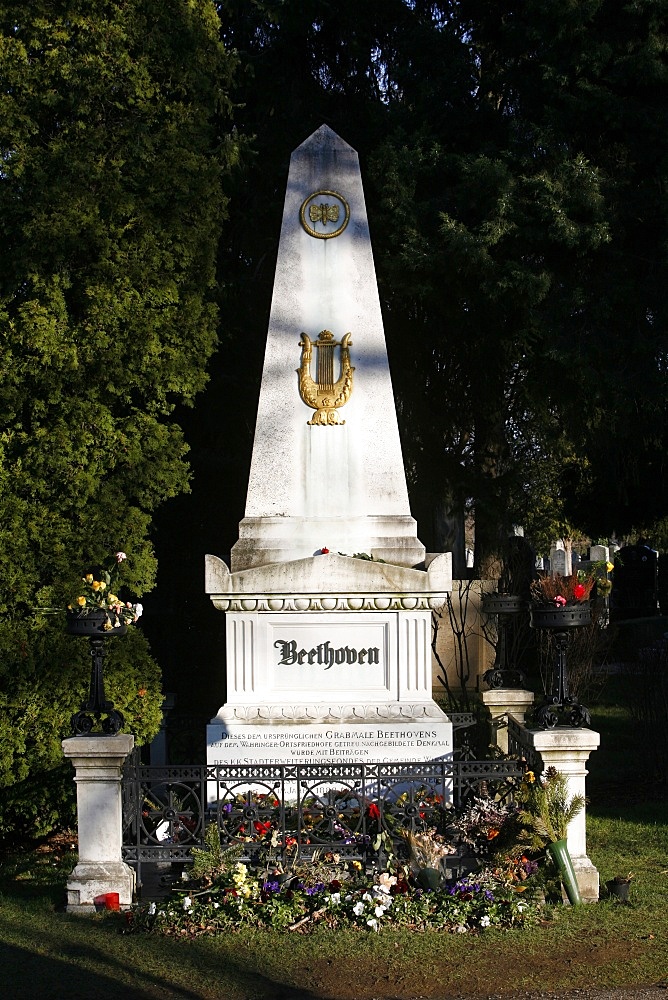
121 755 525 891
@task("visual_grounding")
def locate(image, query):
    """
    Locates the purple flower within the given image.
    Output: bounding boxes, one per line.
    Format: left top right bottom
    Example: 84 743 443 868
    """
262 881 280 892
221 803 233 814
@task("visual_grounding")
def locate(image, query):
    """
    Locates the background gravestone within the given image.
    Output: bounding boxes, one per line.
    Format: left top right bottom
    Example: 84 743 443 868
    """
611 543 659 621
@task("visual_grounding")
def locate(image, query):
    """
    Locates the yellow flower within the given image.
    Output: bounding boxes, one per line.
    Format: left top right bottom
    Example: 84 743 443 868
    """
85 574 93 583
606 561 614 573
77 596 86 606
98 581 106 591
92 580 101 591
108 594 118 604
352 861 363 871
525 770 535 784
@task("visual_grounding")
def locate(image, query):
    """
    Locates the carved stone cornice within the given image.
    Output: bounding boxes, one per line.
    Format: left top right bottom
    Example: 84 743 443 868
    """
210 593 445 612
205 551 452 613
211 702 448 724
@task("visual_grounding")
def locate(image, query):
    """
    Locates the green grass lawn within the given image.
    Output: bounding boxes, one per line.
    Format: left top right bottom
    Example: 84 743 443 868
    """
1 681 667 1000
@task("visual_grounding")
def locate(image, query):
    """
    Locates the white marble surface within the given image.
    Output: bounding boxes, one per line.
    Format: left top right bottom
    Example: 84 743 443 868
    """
233 125 423 570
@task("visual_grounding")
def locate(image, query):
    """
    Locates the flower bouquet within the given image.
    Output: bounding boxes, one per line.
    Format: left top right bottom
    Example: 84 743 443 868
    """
400 827 457 889
67 551 143 634
518 767 585 905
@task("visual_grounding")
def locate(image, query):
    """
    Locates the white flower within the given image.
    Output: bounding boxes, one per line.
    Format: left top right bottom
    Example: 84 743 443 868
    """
353 901 365 916
362 892 373 902
374 905 386 917
183 896 192 910
213 902 220 909
479 915 491 928
329 892 341 904
115 552 127 562
148 902 156 916
366 917 378 930
456 924 467 933
518 902 527 912
373 884 391 897
134 603 143 621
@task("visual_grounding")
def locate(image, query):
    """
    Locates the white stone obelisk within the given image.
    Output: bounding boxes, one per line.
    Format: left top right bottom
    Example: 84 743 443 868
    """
232 124 424 571
206 126 453 779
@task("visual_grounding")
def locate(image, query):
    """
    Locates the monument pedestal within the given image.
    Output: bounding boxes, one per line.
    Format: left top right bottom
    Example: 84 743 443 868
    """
206 552 454 783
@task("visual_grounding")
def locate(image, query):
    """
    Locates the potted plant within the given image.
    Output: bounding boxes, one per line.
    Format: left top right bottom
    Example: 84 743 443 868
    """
520 767 585 905
400 827 457 890
529 572 595 629
66 551 143 635
606 873 633 901
66 551 143 734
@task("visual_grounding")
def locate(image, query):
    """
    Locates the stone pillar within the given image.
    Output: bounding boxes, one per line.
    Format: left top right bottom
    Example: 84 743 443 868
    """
62 734 135 914
481 689 535 754
528 727 601 902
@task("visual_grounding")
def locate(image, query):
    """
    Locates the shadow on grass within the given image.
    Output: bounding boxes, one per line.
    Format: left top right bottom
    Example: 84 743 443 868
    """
0 908 323 1000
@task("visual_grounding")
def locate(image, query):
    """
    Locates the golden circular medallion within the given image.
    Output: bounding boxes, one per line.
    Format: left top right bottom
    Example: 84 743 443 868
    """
299 190 350 239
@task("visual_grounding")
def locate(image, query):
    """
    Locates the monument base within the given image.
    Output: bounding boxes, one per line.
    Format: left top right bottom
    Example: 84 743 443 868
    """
208 718 453 767
207 716 453 803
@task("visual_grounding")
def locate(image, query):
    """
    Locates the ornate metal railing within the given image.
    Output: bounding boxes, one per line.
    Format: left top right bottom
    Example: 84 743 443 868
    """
122 755 525 890
507 717 543 775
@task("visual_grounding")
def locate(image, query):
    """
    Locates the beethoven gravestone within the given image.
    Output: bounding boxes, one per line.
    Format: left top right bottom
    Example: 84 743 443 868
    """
205 126 453 781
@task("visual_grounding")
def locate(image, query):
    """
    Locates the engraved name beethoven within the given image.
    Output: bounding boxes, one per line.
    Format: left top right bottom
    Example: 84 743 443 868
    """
274 639 380 668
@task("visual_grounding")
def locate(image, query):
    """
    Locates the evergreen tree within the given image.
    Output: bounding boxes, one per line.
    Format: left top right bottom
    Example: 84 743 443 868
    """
0 0 238 835
371 0 668 567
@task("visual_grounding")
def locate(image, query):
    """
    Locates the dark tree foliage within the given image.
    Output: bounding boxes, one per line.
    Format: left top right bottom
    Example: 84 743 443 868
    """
0 0 238 834
200 0 667 582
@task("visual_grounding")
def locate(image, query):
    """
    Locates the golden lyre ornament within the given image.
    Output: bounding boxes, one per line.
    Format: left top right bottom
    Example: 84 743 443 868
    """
297 330 354 425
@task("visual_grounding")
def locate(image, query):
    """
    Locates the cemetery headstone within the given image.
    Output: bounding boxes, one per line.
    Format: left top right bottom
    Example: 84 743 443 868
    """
611 542 659 621
205 126 453 785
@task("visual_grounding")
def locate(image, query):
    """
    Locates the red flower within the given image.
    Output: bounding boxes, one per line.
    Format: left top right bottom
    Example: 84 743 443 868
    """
367 802 381 821
573 583 586 600
320 546 330 554
253 820 272 836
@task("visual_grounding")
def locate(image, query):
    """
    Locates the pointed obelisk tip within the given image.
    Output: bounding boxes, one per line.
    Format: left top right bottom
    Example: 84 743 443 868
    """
295 123 356 155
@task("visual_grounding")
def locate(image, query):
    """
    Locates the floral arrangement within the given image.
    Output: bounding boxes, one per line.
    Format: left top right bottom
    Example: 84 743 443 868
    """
452 795 516 855
126 857 537 936
518 767 586 845
401 827 457 870
530 571 595 609
67 551 143 630
122 788 558 936
590 559 615 597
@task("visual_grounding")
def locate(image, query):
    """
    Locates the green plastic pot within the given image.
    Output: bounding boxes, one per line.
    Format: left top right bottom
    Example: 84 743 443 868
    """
416 867 441 890
548 838 582 905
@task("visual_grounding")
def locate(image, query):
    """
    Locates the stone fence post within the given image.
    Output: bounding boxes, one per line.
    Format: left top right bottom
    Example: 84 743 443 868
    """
481 689 535 754
62 734 135 914
524 727 601 902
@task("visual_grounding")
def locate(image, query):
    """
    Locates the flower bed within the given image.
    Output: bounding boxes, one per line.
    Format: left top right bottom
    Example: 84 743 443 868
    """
127 864 537 935
126 773 566 935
